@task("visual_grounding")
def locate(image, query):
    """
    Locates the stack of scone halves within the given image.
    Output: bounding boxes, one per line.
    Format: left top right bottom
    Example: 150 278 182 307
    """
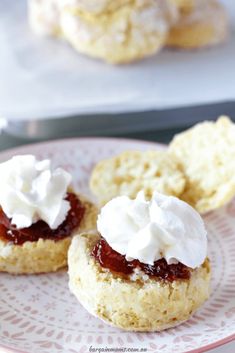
91 116 235 214
28 0 229 63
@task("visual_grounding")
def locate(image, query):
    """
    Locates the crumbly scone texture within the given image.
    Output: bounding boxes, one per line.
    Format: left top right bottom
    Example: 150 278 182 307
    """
169 116 235 213
167 0 228 48
28 0 228 62
0 194 98 274
68 233 211 332
60 0 178 64
90 150 186 205
29 0 178 63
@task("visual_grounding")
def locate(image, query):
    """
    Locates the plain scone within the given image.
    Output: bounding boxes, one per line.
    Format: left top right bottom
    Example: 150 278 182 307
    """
28 0 178 64
68 233 211 331
169 116 235 213
90 150 186 205
28 0 229 63
0 195 98 274
167 0 228 49
60 0 178 64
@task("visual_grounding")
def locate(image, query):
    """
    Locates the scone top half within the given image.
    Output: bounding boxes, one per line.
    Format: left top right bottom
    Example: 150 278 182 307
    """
169 116 235 213
68 192 210 332
0 154 97 274
28 0 180 64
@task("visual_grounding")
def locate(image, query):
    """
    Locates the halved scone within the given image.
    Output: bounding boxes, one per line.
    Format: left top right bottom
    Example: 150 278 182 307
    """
68 232 210 331
169 116 235 213
0 195 98 274
0 154 98 274
90 150 186 205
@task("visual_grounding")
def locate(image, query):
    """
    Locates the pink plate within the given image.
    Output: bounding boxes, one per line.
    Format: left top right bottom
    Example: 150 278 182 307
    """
0 137 235 353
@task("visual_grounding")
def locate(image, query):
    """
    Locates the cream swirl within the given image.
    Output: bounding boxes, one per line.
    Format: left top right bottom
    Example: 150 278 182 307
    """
0 155 72 229
97 192 207 268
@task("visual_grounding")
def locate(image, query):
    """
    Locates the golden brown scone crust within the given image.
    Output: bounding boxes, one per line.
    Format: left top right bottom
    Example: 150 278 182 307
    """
169 116 235 213
68 232 211 331
167 0 228 49
90 150 186 205
0 194 98 274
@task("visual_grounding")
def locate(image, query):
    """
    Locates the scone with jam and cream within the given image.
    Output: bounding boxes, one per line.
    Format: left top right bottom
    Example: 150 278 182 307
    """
0 155 97 274
68 192 210 331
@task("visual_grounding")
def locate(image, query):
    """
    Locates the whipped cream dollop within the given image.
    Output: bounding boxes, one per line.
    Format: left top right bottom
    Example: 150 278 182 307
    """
0 155 72 229
97 192 207 269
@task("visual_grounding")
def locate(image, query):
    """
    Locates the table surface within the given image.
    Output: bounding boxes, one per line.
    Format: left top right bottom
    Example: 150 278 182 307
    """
0 129 234 353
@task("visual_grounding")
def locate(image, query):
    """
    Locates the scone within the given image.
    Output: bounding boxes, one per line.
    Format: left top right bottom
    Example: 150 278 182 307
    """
167 0 228 49
60 0 178 64
28 0 178 64
90 150 186 205
169 116 235 213
68 192 210 331
0 155 98 274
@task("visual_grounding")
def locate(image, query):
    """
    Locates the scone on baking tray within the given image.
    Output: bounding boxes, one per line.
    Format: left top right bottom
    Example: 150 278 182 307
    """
90 150 186 205
167 0 229 49
170 0 196 16
28 0 178 64
60 0 178 64
28 0 229 63
68 192 210 331
169 116 235 213
0 155 97 274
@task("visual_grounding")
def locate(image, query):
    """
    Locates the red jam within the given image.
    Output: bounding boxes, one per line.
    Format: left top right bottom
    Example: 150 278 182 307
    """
92 237 191 282
0 193 85 245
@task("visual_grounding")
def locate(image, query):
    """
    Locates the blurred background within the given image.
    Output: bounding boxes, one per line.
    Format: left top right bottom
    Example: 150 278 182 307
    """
0 0 235 149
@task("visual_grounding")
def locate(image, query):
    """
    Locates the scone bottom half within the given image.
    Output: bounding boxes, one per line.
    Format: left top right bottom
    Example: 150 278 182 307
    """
89 150 186 206
68 232 210 332
0 193 98 274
